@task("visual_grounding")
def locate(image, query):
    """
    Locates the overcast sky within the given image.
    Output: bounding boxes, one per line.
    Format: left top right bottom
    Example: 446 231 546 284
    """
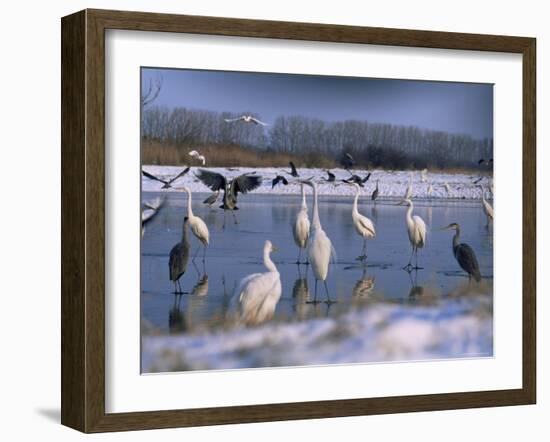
142 67 493 139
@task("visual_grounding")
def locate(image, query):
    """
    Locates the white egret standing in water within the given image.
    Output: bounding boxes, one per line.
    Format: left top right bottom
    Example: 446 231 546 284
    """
181 186 210 261
478 185 494 226
397 198 427 270
235 240 282 325
293 184 310 265
301 180 335 304
348 183 375 261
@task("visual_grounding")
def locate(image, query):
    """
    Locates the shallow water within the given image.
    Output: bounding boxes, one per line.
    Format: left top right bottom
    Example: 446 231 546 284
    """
141 191 493 336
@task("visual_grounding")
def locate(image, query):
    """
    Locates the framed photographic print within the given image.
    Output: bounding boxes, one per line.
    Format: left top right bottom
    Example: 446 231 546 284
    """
61 9 536 433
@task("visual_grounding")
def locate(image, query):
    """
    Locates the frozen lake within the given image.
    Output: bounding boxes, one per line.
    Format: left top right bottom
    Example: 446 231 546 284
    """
141 191 493 341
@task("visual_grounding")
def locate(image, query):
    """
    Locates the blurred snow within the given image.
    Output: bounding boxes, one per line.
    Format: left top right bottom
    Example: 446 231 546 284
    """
142 295 493 372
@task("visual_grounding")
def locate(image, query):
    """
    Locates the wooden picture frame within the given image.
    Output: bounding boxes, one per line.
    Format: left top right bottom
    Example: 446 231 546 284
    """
61 8 536 433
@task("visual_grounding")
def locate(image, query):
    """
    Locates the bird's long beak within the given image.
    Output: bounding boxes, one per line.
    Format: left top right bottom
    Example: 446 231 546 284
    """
395 200 406 206
437 225 452 231
271 246 279 253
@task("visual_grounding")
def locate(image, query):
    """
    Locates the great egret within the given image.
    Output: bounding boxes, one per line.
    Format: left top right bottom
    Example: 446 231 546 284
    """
235 240 282 325
323 170 336 182
195 169 262 226
443 182 452 197
180 186 210 261
188 150 206 165
371 179 379 202
397 198 427 270
478 185 494 226
272 175 289 188
440 223 481 282
224 115 269 126
169 216 190 294
348 183 376 261
285 161 299 178
293 184 311 265
142 167 190 189
341 152 355 170
301 180 335 304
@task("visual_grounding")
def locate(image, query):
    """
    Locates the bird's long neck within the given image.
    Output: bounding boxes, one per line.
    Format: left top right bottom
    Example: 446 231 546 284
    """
186 190 194 218
452 227 461 250
300 184 307 210
405 202 414 225
263 248 277 273
311 183 321 229
352 187 360 215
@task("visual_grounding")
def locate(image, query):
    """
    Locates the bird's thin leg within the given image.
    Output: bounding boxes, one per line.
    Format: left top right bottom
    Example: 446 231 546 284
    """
296 248 302 265
192 260 200 276
192 246 200 262
307 280 320 304
173 281 178 294
323 280 336 305
403 247 415 271
413 249 423 270
202 245 206 262
222 211 227 231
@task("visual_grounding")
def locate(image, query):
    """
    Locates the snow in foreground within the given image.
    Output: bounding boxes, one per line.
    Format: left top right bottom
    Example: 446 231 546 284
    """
142 165 493 200
142 296 492 373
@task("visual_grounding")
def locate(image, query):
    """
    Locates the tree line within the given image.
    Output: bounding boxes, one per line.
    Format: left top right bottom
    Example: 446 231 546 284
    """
141 106 493 170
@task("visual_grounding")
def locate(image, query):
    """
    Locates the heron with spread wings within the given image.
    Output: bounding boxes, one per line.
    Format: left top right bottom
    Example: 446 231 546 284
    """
195 169 262 227
142 167 190 189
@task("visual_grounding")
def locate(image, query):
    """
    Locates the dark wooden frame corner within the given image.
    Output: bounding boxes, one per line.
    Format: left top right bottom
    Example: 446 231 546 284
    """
61 8 536 433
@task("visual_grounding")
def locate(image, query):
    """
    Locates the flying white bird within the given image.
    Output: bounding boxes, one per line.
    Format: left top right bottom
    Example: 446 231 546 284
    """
224 115 269 126
180 186 210 261
188 150 206 166
293 184 311 265
234 240 282 325
397 198 427 271
301 180 335 304
348 183 375 262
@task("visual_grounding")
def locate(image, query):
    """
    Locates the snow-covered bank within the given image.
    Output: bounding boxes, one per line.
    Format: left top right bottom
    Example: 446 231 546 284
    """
142 296 492 372
142 165 492 200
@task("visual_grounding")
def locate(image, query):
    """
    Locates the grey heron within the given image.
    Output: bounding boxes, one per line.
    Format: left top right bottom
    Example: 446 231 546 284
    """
323 170 336 182
195 169 262 227
169 216 190 294
142 167 190 189
272 175 289 188
441 223 481 282
371 179 379 202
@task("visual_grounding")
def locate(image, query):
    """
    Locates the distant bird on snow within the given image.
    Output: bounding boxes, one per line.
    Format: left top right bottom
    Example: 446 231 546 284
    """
323 170 336 182
224 115 269 126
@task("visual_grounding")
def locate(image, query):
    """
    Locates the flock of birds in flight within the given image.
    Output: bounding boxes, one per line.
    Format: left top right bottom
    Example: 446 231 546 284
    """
141 144 494 320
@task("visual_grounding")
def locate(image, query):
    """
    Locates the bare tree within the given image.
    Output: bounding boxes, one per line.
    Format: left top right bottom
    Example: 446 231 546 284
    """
141 74 163 108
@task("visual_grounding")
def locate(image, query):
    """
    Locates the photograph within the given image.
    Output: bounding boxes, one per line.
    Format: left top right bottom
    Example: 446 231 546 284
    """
140 67 494 373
